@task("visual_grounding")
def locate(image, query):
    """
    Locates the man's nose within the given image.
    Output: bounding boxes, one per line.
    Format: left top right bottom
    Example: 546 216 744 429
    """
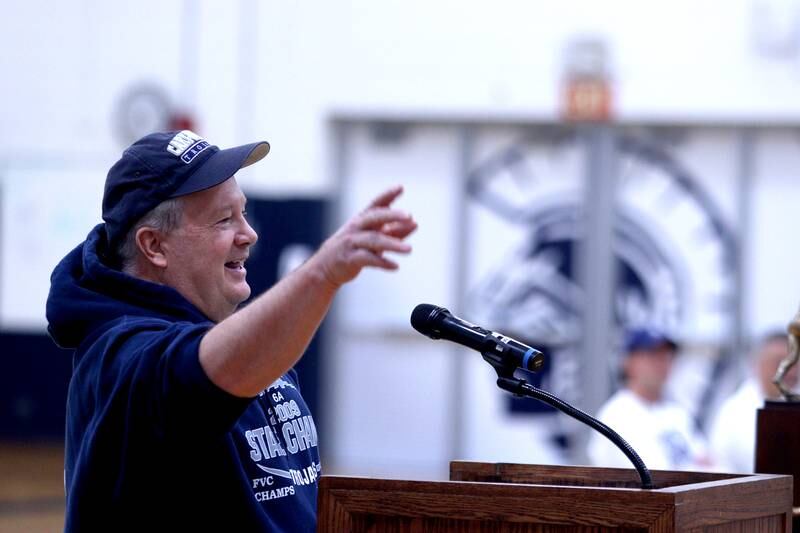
237 218 258 247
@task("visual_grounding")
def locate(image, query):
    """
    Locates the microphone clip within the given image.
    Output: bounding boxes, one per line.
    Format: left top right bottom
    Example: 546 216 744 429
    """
481 347 520 382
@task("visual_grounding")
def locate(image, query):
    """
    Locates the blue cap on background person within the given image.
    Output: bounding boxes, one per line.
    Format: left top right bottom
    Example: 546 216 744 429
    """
623 326 679 354
101 130 270 251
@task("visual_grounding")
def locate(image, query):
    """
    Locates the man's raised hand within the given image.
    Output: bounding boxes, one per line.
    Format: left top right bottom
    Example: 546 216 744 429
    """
310 185 417 290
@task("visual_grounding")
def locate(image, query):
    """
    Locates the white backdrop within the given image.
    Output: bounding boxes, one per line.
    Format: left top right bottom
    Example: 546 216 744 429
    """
328 121 800 477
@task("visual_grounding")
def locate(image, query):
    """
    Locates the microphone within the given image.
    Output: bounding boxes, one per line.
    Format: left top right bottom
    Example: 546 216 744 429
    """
411 304 654 490
410 303 544 373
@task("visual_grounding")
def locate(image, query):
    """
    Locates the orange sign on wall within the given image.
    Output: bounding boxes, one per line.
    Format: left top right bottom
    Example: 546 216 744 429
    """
559 37 614 122
562 77 613 122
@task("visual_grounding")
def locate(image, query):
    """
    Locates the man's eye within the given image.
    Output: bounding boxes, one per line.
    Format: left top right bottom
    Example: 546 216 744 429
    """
218 217 231 224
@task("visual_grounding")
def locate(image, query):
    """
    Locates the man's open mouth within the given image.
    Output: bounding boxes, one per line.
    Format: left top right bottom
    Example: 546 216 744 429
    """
225 261 245 271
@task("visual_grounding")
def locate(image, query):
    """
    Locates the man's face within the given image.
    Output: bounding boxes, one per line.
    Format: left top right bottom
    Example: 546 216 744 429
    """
624 343 675 396
160 177 258 322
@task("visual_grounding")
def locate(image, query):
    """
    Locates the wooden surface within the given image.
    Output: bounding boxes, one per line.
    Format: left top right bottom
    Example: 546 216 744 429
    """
318 463 792 532
0 442 65 533
319 475 675 532
449 462 739 489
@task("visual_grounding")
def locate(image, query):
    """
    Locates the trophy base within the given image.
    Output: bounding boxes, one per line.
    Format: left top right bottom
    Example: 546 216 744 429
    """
757 400 800 531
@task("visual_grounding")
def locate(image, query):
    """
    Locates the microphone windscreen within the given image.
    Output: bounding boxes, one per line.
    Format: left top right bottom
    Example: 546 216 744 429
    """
410 303 442 334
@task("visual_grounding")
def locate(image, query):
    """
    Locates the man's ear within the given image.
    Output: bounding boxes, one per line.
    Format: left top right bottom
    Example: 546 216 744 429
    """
135 227 168 268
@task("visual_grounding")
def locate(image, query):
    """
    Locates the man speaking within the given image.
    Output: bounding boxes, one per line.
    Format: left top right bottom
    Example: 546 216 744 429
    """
46 130 416 532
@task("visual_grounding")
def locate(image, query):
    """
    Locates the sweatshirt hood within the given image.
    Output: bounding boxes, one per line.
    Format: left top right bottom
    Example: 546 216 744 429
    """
46 224 211 349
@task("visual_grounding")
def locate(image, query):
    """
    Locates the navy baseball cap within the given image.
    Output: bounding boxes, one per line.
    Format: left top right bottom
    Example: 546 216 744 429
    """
623 327 678 354
102 130 270 249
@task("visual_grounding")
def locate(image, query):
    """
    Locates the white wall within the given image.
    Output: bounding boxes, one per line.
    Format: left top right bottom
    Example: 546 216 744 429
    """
749 130 800 332
6 0 800 180
7 0 800 331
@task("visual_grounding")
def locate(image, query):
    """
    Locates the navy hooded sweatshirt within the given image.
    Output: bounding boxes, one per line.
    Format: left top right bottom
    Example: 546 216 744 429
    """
47 224 320 532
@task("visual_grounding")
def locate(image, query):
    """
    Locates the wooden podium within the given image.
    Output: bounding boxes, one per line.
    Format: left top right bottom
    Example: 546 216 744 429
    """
318 462 792 532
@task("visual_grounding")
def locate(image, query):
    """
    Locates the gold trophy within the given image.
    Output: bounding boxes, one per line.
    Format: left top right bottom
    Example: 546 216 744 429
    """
758 308 800 528
773 312 800 401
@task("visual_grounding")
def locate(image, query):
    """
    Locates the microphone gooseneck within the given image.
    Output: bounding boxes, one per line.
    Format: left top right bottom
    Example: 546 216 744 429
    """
494 377 654 489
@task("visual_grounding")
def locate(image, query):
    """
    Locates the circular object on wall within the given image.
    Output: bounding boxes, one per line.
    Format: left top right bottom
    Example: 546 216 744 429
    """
112 83 173 146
